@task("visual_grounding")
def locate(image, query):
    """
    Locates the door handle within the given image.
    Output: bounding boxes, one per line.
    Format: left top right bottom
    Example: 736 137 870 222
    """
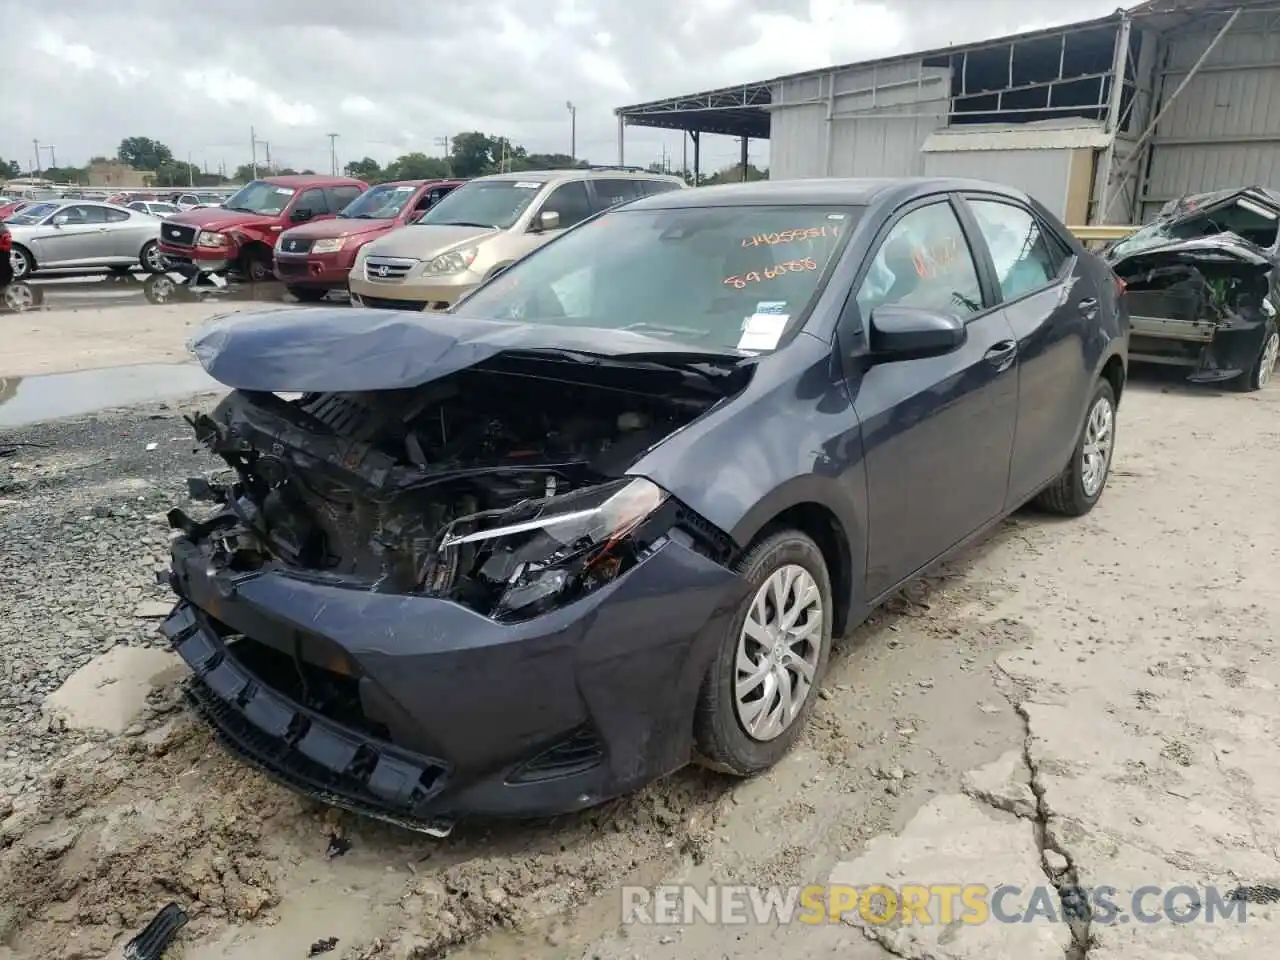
983 340 1017 367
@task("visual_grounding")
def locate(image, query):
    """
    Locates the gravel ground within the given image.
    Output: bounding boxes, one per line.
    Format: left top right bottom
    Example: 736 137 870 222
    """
3 371 1277 960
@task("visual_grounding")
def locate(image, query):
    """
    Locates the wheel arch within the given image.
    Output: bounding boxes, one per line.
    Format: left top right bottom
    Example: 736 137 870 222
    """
1100 351 1126 407
10 242 35 274
729 484 862 638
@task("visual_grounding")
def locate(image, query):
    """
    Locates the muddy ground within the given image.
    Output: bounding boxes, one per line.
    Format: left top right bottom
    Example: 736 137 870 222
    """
1 298 1277 959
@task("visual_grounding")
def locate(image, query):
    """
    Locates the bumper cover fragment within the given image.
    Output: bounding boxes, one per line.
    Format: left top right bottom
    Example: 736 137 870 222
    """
162 603 456 836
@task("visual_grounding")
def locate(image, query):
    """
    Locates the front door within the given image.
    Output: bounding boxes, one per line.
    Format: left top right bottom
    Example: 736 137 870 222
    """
846 197 1020 597
35 204 111 267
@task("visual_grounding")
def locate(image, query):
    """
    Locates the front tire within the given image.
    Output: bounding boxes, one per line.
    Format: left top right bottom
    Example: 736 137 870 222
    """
10 245 33 281
1035 378 1117 517
1234 317 1278 392
694 529 833 776
240 251 272 283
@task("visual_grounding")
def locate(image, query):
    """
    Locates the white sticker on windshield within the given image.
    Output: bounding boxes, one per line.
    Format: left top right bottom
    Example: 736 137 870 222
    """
827 213 846 220
754 301 787 315
738 312 789 351
514 181 541 189
273 187 294 195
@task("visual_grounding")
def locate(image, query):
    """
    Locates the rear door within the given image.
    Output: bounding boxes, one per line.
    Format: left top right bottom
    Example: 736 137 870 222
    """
958 194 1092 506
845 195 1020 595
291 187 332 224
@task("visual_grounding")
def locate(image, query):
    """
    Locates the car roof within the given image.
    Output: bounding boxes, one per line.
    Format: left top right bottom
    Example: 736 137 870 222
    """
259 175 366 187
625 177 1036 210
378 178 466 189
474 169 685 185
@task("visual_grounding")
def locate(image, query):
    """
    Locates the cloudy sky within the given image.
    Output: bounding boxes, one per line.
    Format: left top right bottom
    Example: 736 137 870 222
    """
2 0 1127 177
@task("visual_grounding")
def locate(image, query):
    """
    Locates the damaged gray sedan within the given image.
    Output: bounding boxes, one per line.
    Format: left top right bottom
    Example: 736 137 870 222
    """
1106 186 1280 391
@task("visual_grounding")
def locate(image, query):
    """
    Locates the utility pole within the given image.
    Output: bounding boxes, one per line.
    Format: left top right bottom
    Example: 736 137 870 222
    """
186 151 195 187
44 145 56 168
327 133 339 176
32 139 40 178
250 126 257 179
566 101 577 161
263 141 271 172
435 135 451 175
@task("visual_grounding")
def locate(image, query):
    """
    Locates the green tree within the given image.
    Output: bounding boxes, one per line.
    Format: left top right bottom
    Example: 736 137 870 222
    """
517 153 587 171
41 165 89 184
384 152 450 181
153 160 211 187
449 132 501 178
117 136 174 171
233 164 259 182
0 158 21 178
344 157 382 180
701 163 768 185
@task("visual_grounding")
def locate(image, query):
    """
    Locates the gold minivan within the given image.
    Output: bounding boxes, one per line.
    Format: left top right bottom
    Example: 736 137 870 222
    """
347 168 687 310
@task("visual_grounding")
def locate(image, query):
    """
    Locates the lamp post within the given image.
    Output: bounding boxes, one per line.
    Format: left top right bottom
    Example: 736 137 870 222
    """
566 101 576 163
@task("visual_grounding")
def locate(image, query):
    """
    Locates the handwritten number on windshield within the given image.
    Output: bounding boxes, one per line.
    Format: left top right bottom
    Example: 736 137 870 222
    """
723 258 818 288
741 226 839 247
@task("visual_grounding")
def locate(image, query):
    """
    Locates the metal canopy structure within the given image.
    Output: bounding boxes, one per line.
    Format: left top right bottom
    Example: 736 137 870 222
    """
613 82 771 182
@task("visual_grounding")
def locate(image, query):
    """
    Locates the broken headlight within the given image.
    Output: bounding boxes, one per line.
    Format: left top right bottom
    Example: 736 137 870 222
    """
431 477 669 620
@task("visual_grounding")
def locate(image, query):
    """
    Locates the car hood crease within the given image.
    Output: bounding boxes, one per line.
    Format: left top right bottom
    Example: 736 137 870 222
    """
188 308 743 393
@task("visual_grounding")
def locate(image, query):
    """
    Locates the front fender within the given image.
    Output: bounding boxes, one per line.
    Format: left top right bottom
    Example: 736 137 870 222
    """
634 333 868 606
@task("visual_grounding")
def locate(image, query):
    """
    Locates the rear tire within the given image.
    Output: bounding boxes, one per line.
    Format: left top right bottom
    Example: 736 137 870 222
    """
694 529 833 776
240 251 272 283
1233 317 1278 392
287 286 328 303
139 241 165 274
1034 378 1117 517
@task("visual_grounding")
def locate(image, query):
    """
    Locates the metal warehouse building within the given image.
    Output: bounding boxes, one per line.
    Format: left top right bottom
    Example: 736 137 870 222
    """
614 0 1280 225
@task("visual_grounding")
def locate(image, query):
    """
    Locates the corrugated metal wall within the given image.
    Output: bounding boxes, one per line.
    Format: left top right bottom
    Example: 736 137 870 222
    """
1140 10 1280 219
769 60 950 180
921 149 1074 218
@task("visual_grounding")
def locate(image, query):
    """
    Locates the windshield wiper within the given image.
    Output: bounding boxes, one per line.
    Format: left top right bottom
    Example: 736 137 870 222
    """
621 322 713 339
225 206 255 214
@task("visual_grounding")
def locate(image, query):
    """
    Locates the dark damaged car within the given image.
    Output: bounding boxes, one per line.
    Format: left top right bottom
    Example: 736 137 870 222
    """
1105 186 1280 391
160 177 1128 835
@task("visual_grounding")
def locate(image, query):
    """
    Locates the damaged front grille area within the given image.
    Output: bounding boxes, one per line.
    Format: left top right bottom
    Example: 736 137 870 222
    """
507 726 605 784
179 362 736 622
163 605 452 830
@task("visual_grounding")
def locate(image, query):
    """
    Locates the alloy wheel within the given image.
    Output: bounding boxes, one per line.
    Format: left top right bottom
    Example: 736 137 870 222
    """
1259 330 1279 388
1081 395 1114 498
143 244 164 272
10 249 30 279
734 564 824 741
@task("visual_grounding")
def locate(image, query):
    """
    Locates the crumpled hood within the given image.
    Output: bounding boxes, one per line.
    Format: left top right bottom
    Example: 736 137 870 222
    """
167 208 278 231
189 307 744 393
363 224 497 260
1109 232 1273 271
279 218 390 242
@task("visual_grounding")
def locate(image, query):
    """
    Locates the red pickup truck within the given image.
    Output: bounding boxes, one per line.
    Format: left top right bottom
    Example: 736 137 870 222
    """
157 174 368 281
272 178 463 300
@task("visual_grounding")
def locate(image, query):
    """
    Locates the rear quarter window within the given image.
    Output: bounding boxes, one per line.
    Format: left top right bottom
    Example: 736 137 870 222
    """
639 179 684 196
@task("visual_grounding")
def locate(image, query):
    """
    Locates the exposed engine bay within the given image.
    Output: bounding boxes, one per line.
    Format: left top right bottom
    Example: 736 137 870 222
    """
174 361 738 622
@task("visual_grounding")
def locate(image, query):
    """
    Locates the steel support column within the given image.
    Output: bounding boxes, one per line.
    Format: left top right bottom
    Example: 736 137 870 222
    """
692 131 701 183
617 115 625 166
1095 14 1133 223
1109 7 1242 218
740 136 749 181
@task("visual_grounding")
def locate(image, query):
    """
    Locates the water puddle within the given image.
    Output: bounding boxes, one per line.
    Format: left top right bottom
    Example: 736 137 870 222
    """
0 362 221 428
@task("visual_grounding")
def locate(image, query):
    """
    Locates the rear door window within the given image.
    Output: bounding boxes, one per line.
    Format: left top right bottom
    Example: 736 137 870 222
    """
639 179 684 196
965 198 1069 301
590 178 641 211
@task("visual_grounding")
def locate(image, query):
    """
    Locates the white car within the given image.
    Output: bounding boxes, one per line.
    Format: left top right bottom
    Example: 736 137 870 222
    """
6 200 165 279
128 200 183 218
173 192 225 211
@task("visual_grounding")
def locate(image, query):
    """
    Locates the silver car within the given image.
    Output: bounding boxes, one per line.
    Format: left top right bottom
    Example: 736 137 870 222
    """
128 200 182 218
6 200 165 279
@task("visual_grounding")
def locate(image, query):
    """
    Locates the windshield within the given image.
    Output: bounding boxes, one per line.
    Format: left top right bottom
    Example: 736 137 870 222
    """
418 180 544 229
451 204 862 353
340 183 418 220
222 180 296 215
7 202 59 225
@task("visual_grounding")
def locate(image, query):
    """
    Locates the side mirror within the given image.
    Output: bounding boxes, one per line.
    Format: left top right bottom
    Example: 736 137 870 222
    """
291 208 313 223
51 214 68 227
533 210 560 232
868 304 967 362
